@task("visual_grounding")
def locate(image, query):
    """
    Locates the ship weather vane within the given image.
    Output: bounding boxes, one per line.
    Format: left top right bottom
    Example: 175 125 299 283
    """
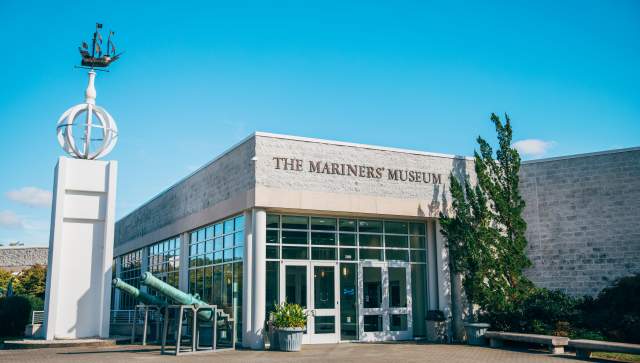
56 23 120 160
78 23 123 70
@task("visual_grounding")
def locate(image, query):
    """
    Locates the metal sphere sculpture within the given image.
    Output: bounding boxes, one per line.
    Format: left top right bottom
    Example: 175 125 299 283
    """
56 70 118 160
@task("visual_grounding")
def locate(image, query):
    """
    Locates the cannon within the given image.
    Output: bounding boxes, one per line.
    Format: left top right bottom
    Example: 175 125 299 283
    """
141 271 217 321
112 278 167 307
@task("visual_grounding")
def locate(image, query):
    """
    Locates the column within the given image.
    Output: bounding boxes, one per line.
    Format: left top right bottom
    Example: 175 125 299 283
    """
250 208 267 349
434 220 453 334
178 232 190 293
426 220 439 310
242 209 254 347
113 257 122 309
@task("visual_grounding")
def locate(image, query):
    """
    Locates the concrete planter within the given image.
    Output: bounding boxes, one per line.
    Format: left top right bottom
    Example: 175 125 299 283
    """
277 327 304 352
464 323 490 346
268 324 280 351
426 320 447 343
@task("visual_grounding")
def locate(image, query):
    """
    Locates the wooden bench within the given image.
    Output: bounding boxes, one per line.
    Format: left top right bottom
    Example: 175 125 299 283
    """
569 339 640 359
485 331 569 354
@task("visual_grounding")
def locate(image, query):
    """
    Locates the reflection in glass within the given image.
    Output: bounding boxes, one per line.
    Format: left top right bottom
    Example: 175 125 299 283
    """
282 246 308 260
363 267 382 308
314 266 334 309
311 247 336 260
285 266 307 308
282 230 307 245
389 267 407 308
310 217 337 231
363 315 383 332
282 215 308 230
340 263 358 340
266 262 279 314
315 316 335 334
390 314 408 331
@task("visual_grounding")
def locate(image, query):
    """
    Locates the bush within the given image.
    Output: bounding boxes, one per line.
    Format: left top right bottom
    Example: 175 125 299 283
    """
0 295 33 337
581 274 640 343
272 302 307 329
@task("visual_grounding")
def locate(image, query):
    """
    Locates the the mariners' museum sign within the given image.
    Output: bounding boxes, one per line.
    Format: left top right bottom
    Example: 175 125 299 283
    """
273 157 442 184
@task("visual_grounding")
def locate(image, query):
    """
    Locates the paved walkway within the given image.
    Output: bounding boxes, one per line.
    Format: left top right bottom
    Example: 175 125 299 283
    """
0 342 613 362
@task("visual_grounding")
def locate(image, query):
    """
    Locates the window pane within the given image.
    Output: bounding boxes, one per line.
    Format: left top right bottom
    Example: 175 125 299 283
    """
282 215 308 230
339 233 356 246
234 216 245 230
363 267 382 308
310 217 337 231
360 249 382 261
285 265 307 308
224 234 234 248
315 316 335 334
206 226 214 239
385 249 409 262
385 221 408 234
224 219 235 233
364 315 383 332
386 235 408 248
266 261 279 314
312 247 336 260
223 249 234 262
197 229 205 242
411 249 426 263
214 251 223 264
410 236 425 249
282 246 308 260
282 230 307 245
267 214 279 229
214 237 223 251
267 229 278 244
390 314 408 331
410 222 426 235
339 219 357 232
359 234 382 247
214 223 223 236
411 264 427 337
311 232 336 245
235 231 244 245
358 220 382 233
234 246 243 260
340 263 358 340
314 266 335 309
266 245 279 259
389 267 407 308
340 248 357 261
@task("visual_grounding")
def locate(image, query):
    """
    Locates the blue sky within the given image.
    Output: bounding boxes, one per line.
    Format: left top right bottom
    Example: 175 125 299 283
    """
0 1 638 246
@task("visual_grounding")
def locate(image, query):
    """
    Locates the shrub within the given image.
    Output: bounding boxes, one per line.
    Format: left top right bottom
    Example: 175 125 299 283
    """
0 295 33 337
581 274 640 343
272 302 307 329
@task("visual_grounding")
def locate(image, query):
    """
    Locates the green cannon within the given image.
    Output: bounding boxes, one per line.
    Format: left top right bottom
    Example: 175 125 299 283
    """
112 278 168 307
140 271 216 321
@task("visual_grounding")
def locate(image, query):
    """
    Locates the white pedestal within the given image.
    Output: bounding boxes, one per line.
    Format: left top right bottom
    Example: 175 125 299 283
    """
43 157 118 340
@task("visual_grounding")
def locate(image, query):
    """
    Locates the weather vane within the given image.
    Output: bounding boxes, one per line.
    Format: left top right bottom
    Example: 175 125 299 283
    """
56 23 121 160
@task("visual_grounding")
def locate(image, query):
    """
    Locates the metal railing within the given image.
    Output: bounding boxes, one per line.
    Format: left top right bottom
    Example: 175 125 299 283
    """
31 310 44 324
111 309 163 324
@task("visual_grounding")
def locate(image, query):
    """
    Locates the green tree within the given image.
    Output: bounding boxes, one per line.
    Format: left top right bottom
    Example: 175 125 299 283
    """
0 268 15 296
440 113 533 326
15 264 47 299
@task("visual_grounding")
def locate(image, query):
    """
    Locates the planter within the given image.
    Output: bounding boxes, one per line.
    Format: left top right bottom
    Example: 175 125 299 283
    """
464 323 490 346
277 327 304 352
268 324 280 351
426 320 447 343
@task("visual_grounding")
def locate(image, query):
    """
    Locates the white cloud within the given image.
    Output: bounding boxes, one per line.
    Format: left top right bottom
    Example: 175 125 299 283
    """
6 187 52 208
512 139 555 157
0 210 23 229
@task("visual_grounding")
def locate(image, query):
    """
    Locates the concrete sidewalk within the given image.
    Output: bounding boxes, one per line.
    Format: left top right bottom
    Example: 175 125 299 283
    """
0 342 605 362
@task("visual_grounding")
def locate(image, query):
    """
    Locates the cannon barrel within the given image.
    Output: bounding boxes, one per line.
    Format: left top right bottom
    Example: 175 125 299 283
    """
140 271 214 321
112 278 167 307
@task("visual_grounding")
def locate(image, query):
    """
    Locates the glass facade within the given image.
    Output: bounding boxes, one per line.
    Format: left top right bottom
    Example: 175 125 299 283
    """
147 236 181 298
117 249 142 310
265 214 429 338
188 214 244 343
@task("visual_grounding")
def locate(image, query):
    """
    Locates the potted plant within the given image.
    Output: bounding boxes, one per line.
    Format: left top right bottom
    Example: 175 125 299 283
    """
272 302 307 352
463 321 490 346
426 310 447 343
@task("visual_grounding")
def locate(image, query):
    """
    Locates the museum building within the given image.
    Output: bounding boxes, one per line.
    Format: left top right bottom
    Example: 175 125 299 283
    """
112 132 640 349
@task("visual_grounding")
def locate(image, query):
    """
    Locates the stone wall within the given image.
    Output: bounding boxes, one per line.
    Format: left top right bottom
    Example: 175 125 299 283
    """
255 133 475 217
520 148 640 296
114 136 256 248
0 247 48 272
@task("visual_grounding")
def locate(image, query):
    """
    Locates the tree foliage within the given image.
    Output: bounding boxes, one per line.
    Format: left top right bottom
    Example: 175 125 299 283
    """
15 264 47 299
440 113 533 315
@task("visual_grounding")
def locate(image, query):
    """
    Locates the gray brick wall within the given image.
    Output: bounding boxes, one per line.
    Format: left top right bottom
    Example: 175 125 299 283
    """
0 247 48 272
114 137 256 247
520 148 640 296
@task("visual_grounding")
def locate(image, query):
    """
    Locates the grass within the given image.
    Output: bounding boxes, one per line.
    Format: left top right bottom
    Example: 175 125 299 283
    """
592 352 640 363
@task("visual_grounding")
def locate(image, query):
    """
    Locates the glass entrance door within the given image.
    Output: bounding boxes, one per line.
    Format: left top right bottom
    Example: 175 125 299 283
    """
358 261 412 341
280 261 340 344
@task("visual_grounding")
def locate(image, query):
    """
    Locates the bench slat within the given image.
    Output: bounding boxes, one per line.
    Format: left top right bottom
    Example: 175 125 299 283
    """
485 331 569 346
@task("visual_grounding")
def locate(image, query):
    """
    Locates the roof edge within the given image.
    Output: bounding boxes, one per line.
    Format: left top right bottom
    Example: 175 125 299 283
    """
522 146 640 164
